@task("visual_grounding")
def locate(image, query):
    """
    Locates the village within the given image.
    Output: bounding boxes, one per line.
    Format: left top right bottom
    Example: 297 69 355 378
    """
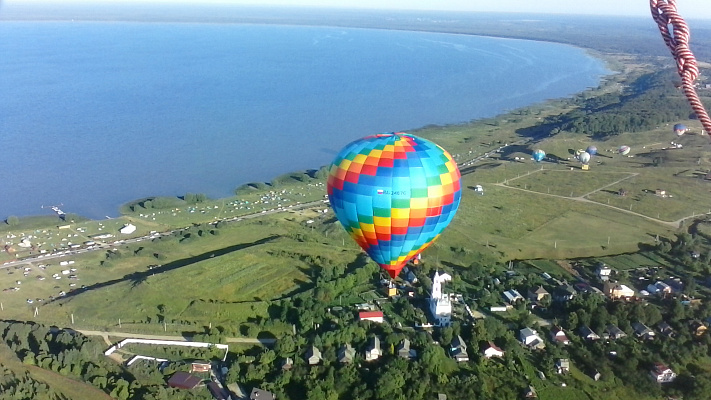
99 236 711 400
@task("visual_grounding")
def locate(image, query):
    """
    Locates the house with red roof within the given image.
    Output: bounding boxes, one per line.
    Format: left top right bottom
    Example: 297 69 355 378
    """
359 311 384 323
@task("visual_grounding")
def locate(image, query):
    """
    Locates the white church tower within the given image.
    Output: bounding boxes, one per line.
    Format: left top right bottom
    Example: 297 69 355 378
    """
430 271 452 326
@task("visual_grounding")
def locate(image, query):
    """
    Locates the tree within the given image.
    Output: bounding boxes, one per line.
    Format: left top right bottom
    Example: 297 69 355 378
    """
6 215 19 226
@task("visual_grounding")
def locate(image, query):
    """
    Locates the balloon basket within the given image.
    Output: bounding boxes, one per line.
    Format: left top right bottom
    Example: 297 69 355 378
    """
581 165 589 170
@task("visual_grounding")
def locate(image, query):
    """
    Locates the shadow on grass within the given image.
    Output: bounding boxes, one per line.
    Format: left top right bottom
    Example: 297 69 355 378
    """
49 235 281 304
497 144 531 158
460 162 501 176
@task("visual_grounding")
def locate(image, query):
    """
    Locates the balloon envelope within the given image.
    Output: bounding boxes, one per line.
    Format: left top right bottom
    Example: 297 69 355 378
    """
618 145 631 156
327 133 462 278
578 151 591 164
673 124 687 136
586 145 597 156
532 149 546 162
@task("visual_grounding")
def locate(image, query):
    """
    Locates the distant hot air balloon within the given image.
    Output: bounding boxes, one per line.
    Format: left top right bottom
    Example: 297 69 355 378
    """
326 133 462 279
586 145 597 156
532 149 546 162
618 145 631 156
578 151 591 164
673 124 687 136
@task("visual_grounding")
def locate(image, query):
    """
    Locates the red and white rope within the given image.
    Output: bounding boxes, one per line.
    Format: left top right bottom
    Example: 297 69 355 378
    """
650 0 711 136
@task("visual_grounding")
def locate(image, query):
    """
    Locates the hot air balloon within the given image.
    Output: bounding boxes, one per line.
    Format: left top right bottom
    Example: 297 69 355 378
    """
575 149 585 158
532 149 546 162
618 145 631 156
586 145 597 156
578 151 591 164
673 124 687 136
326 133 461 279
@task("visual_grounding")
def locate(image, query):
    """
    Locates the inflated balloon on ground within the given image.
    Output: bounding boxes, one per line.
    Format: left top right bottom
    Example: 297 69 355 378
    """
673 123 687 136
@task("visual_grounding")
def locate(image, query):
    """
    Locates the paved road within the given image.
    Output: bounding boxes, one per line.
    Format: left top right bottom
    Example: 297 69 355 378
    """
75 329 276 345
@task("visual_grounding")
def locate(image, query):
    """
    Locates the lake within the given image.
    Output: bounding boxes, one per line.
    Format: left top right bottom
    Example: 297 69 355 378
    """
0 21 608 219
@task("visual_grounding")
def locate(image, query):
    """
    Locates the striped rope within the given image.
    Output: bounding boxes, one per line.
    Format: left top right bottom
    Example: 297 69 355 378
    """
650 0 711 136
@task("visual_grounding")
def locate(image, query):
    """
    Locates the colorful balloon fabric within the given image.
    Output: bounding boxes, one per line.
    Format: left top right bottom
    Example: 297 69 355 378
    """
578 151 591 164
673 124 687 136
532 149 546 162
618 145 631 155
586 145 597 156
326 133 462 278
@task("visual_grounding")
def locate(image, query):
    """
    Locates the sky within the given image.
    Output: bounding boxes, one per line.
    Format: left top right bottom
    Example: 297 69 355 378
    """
5 0 711 19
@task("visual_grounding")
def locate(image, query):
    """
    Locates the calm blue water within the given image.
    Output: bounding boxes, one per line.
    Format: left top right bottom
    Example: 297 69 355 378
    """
0 22 608 219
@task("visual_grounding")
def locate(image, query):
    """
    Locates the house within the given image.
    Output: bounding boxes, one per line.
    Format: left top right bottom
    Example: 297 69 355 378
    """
555 358 570 374
119 223 137 235
397 339 417 360
689 320 708 336
646 281 672 296
481 341 505 359
430 271 453 326
603 282 635 299
589 369 602 381
364 336 382 362
549 326 570 345
503 289 524 304
605 324 627 340
305 346 322 365
649 363 677 383
406 270 418 284
664 277 684 293
250 387 276 400
657 321 675 338
167 371 202 390
523 385 538 399
596 263 612 281
519 327 545 349
528 286 549 302
337 344 355 364
437 395 447 400
632 322 655 340
579 325 601 341
207 382 229 400
553 284 576 302
281 357 293 371
450 335 469 362
359 311 384 323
